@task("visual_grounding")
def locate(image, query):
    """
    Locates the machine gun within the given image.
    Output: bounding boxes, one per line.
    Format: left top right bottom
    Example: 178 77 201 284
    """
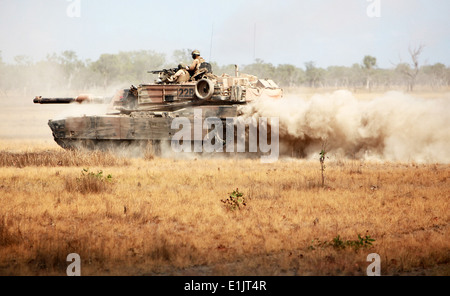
147 68 178 75
148 68 178 84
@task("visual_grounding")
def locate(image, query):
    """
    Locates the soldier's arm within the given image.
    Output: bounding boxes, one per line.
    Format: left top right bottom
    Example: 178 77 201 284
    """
168 70 182 82
188 59 199 71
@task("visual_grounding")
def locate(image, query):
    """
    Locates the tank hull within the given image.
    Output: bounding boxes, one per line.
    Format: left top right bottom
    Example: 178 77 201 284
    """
48 105 241 153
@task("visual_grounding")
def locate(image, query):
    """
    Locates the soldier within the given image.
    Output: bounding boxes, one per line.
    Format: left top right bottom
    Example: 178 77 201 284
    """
187 50 206 77
167 63 191 83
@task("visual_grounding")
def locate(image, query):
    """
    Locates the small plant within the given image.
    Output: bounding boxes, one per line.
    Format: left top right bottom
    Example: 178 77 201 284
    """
81 168 113 181
319 140 329 188
331 233 375 251
65 168 113 194
221 188 247 211
308 238 327 250
331 235 346 249
355 233 376 249
309 233 376 251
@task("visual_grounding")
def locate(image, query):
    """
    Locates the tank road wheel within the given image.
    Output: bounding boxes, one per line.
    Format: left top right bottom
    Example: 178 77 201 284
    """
195 79 215 100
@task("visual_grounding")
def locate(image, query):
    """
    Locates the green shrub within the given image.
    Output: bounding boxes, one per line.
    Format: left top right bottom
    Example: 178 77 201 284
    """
65 168 113 194
221 188 247 211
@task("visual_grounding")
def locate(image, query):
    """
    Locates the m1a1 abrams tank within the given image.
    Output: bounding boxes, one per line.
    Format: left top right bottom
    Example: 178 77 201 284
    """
34 63 283 154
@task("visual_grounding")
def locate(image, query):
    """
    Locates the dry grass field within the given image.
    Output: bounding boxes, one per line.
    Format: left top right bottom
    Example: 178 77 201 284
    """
0 88 448 276
0 144 448 276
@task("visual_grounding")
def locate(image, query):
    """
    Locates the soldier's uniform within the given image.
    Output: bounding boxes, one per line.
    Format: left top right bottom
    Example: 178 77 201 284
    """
167 63 191 83
168 68 190 83
188 50 206 77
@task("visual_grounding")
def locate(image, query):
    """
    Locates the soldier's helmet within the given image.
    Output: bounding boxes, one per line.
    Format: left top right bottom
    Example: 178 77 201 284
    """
191 50 200 57
178 63 187 69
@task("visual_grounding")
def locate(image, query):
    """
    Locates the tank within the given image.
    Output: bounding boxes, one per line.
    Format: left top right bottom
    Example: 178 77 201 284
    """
34 64 283 155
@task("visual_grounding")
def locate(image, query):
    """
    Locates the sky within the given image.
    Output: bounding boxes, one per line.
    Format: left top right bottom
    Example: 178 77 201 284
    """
0 0 449 68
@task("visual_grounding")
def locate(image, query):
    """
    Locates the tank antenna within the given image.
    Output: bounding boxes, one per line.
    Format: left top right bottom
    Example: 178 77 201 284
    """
209 23 214 61
253 23 256 61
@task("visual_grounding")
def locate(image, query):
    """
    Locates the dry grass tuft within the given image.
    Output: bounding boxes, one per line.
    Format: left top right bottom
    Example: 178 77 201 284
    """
0 150 130 167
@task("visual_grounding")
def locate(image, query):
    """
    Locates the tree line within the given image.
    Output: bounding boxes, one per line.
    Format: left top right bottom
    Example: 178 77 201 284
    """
0 47 449 96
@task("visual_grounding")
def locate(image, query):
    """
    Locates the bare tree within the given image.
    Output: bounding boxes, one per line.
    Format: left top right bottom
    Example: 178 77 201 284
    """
398 44 425 92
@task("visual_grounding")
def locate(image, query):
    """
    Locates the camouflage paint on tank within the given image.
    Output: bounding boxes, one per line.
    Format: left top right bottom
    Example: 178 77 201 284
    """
36 64 283 153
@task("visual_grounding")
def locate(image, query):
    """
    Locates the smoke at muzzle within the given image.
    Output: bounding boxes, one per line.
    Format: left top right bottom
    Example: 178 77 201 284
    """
240 90 450 163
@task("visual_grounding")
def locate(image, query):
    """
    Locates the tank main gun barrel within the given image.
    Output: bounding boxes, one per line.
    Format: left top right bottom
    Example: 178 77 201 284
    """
33 96 76 104
33 95 107 104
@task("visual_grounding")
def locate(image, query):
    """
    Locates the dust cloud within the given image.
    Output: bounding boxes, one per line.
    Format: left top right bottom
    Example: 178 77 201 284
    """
3 87 449 164
241 90 450 163
52 103 112 120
